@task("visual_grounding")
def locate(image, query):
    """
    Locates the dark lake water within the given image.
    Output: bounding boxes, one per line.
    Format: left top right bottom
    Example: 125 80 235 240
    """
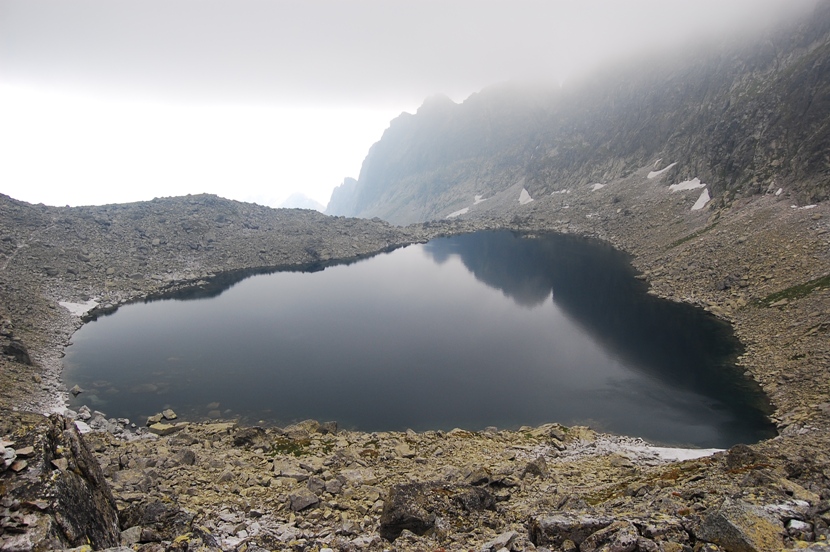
63 230 775 448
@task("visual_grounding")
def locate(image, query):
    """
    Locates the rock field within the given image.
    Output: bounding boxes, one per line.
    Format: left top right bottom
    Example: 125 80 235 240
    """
1 168 830 551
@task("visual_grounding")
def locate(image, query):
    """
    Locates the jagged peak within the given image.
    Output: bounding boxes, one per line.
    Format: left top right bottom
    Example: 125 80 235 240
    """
416 93 457 115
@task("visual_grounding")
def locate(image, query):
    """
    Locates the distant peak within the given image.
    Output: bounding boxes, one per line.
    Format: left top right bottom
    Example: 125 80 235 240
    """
417 93 456 114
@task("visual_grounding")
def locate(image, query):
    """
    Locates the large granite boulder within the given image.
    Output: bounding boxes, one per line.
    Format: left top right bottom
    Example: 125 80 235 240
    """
379 481 495 541
0 412 120 550
694 497 785 552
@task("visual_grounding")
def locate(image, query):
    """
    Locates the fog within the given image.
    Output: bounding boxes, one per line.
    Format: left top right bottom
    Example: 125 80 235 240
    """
0 0 817 208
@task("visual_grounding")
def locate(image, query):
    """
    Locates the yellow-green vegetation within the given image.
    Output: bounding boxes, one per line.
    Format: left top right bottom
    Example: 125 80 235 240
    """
270 436 312 457
757 273 830 307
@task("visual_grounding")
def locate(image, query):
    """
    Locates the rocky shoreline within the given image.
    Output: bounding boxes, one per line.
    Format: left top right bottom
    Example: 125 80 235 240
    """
1 169 830 551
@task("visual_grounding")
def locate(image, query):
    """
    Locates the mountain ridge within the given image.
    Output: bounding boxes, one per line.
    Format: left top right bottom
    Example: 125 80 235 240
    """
328 1 830 225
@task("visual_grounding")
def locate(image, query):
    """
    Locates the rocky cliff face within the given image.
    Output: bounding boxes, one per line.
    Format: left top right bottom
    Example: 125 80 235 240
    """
329 2 830 225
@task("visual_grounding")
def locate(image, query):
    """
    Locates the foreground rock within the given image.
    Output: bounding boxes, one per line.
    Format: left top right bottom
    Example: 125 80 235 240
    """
379 482 495 541
0 412 120 550
7 415 808 550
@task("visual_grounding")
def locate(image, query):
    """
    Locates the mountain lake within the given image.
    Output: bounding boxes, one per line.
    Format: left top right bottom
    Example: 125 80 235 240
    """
63 230 776 448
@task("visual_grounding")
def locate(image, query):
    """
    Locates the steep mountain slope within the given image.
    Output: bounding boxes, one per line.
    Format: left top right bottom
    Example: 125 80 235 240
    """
328 2 830 225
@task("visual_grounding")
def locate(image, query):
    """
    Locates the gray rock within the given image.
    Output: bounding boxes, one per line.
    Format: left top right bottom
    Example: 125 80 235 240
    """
695 498 784 552
0 414 121 550
379 482 495 541
120 500 193 542
162 409 177 420
325 478 344 494
173 448 196 466
580 520 639 552
529 514 614 548
481 530 518 552
289 488 320 511
394 442 415 459
319 420 338 434
307 476 326 495
232 426 268 449
522 456 548 478
120 525 142 545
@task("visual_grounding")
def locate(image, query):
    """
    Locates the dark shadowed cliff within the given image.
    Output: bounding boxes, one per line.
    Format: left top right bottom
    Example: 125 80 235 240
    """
328 2 830 225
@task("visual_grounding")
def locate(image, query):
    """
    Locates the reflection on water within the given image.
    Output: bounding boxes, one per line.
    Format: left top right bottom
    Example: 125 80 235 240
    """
64 231 775 447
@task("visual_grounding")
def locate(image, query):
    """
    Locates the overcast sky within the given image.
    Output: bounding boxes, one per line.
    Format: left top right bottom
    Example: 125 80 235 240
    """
0 0 817 209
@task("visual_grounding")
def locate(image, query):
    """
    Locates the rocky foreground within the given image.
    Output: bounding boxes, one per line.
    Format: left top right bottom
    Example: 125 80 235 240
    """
1 169 830 551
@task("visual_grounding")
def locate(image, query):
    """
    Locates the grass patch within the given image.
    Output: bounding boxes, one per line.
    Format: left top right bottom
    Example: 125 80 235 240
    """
756 274 830 307
270 436 311 457
666 222 719 250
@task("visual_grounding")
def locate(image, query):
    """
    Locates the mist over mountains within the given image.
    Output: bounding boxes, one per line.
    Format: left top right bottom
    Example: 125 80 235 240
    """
327 2 830 225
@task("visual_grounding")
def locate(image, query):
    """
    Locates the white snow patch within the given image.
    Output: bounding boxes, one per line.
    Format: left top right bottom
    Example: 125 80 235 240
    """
446 207 469 219
775 188 783 196
519 188 534 205
590 183 605 191
669 178 706 192
794 204 817 209
59 299 98 316
551 189 570 195
647 162 678 179
529 433 724 467
473 195 487 205
622 444 722 462
691 188 711 211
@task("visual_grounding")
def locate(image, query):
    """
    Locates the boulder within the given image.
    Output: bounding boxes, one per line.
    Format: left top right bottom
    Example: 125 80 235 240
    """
522 456 549 478
148 422 183 436
232 426 268 449
173 448 196 466
119 500 194 541
289 488 320 512
694 498 784 552
3 339 31 365
379 482 495 541
580 520 640 552
481 530 518 552
0 413 120 550
529 514 614 548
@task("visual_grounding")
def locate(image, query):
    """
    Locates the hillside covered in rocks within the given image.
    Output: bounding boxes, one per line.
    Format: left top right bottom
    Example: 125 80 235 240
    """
0 160 829 551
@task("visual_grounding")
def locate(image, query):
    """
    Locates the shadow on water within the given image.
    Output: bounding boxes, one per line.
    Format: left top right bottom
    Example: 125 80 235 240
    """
423 230 776 445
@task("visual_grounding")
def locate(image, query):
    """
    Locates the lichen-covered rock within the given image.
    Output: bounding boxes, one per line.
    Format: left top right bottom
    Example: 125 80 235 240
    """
694 498 784 552
0 412 120 550
379 482 495 541
119 499 194 542
580 520 640 552
528 514 614 548
232 426 268 449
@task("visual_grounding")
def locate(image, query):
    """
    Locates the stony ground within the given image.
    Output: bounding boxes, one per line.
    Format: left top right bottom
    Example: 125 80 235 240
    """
1 168 830 551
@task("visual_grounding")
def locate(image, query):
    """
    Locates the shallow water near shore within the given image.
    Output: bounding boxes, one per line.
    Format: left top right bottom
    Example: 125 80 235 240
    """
63 230 775 448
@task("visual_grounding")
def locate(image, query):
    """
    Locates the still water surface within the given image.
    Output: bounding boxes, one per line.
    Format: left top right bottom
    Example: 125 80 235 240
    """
64 231 775 448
